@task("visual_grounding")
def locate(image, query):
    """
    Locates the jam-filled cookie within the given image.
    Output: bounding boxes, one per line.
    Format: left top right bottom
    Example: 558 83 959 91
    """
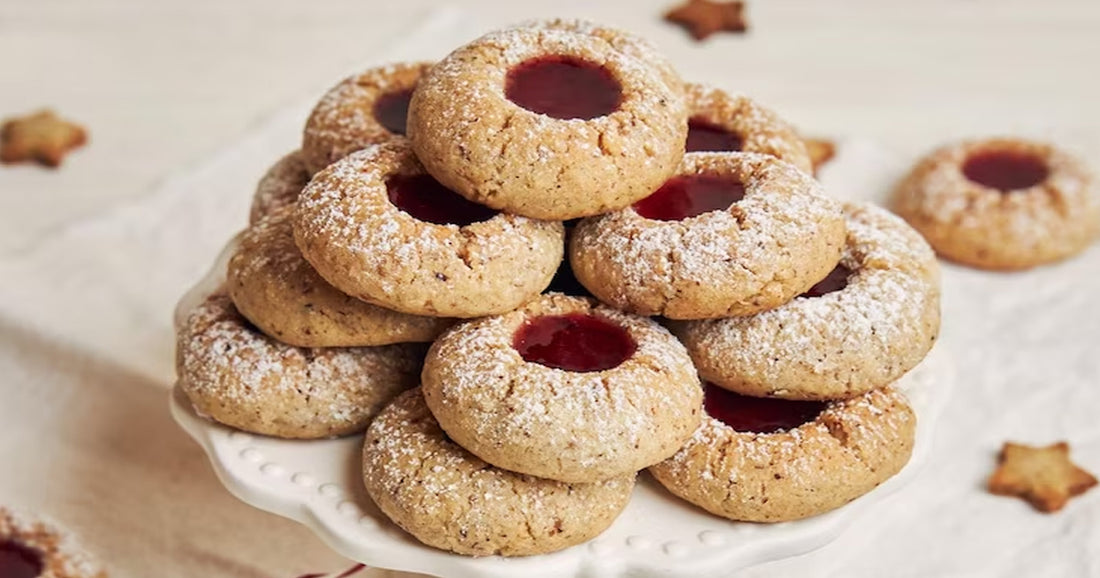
228 207 454 347
177 293 422 439
0 507 105 578
294 140 564 318
407 26 687 220
570 152 846 319
512 18 683 94
422 293 702 483
673 203 940 400
649 384 916 522
683 84 812 172
302 61 431 174
249 150 311 225
363 389 635 557
893 137 1100 270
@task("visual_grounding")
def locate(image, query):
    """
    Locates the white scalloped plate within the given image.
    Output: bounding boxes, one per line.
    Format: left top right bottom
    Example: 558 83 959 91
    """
171 234 954 578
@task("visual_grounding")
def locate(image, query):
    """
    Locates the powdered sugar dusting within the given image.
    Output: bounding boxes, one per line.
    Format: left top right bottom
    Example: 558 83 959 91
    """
302 62 432 174
421 294 701 482
685 84 812 173
650 386 916 521
177 292 422 438
407 25 687 219
0 507 105 578
893 138 1100 266
675 202 940 399
294 140 563 317
248 150 310 224
571 152 845 318
362 388 634 556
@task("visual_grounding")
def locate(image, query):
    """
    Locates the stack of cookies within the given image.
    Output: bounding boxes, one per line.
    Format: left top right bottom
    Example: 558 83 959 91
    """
176 18 942 558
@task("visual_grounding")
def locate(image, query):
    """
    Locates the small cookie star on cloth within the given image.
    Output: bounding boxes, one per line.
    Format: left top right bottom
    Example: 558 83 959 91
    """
988 441 1098 513
0 109 87 168
664 0 748 40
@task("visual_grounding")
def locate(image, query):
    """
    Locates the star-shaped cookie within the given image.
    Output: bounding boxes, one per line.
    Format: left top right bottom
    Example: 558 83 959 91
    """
664 0 748 41
0 109 87 168
988 441 1097 513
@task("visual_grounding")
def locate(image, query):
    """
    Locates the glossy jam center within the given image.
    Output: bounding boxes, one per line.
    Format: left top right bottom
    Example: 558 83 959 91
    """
686 118 743 153
801 264 853 298
704 384 826 434
962 149 1049 191
386 174 498 226
513 313 636 372
372 88 414 135
0 541 43 578
505 56 622 120
633 175 746 221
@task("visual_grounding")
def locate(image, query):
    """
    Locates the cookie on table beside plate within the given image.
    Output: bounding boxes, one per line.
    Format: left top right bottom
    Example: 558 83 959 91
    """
893 137 1100 270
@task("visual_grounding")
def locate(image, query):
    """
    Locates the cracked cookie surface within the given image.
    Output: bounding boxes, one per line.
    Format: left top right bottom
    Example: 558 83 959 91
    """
570 152 846 319
407 26 687 220
422 294 702 483
362 388 635 556
248 150 311 225
649 386 916 522
177 292 422 438
229 206 454 347
294 140 564 318
892 137 1100 270
672 202 940 400
302 62 431 174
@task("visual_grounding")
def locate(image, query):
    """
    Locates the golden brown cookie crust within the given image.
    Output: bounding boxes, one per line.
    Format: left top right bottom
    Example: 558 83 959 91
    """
0 507 106 578
248 150 311 225
892 138 1100 270
363 389 635 557
228 207 454 347
177 293 422 439
407 27 688 220
294 140 564 318
570 152 846 319
422 294 702 483
685 84 812 172
649 387 916 522
302 62 431 174
673 202 941 400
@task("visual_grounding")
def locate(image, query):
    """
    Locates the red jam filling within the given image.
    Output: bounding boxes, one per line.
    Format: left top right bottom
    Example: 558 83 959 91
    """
704 383 826 434
372 88 414 135
513 313 636 372
686 118 743 153
801 264 852 298
505 56 622 120
962 149 1049 191
633 175 746 221
0 541 43 578
386 174 498 226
